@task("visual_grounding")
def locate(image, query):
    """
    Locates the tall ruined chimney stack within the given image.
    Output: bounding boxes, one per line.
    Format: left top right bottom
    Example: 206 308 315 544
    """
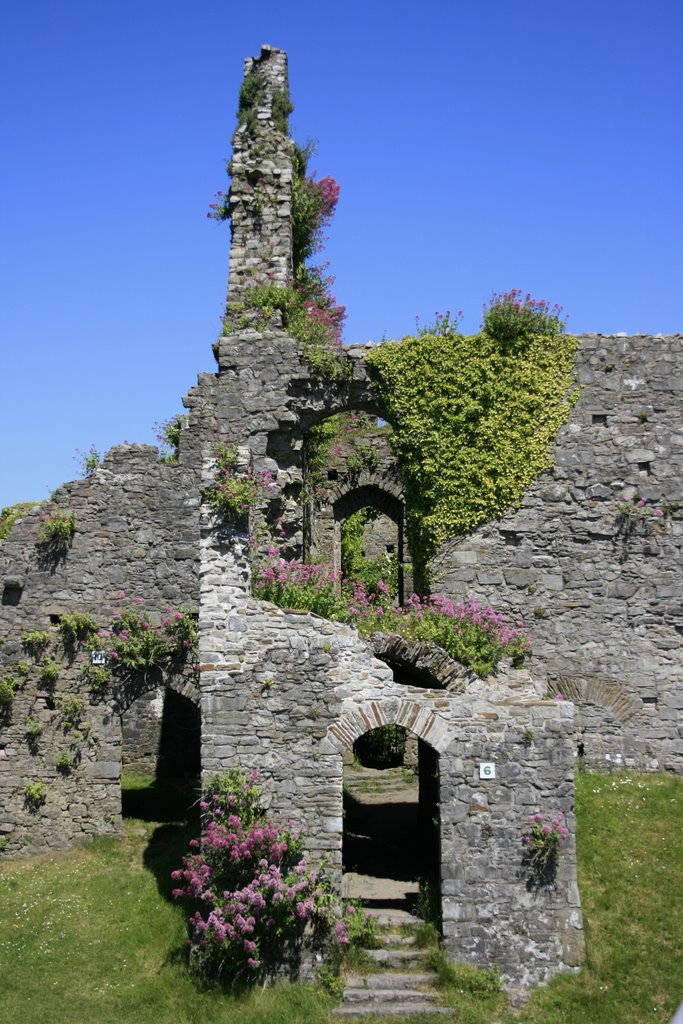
226 46 294 308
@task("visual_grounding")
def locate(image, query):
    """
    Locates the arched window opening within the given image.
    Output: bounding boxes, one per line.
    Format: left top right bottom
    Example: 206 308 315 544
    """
340 506 408 606
302 410 395 540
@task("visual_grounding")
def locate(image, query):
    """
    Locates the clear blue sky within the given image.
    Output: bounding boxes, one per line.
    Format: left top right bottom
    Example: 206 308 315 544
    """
1 0 681 508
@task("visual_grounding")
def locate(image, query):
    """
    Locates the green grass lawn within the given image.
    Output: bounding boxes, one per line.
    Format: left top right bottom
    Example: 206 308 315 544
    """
0 772 680 1024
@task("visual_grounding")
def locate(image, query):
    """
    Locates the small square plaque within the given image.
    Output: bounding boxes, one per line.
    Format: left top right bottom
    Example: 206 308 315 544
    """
90 650 106 666
479 762 496 780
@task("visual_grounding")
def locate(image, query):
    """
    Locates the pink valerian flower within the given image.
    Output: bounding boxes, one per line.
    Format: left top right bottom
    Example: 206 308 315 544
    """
253 554 530 674
616 495 668 522
523 811 570 871
171 769 344 979
315 176 340 218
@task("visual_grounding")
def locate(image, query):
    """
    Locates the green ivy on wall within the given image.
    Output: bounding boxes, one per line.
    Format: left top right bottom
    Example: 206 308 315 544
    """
366 322 578 573
341 506 400 600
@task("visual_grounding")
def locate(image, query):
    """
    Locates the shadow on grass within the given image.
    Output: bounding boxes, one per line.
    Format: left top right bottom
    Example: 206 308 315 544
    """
122 775 200 824
122 775 201 905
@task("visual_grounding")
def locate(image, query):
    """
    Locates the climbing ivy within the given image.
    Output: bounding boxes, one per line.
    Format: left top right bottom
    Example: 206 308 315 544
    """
340 507 399 601
366 321 578 573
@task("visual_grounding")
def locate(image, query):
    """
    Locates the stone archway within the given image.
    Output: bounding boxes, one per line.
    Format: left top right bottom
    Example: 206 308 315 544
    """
332 485 410 602
326 698 454 757
116 670 201 827
340 718 442 918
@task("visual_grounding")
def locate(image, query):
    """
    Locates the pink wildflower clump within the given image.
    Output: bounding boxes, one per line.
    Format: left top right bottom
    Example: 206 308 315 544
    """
253 554 530 677
616 495 665 520
523 812 570 872
483 288 566 346
292 262 346 351
171 768 339 980
205 437 278 520
99 595 198 672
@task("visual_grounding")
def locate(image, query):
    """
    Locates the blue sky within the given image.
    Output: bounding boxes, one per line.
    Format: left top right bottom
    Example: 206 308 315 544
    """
1 0 681 508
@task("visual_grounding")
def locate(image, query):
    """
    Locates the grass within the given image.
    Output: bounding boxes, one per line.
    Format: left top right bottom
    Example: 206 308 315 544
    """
0 772 680 1024
0 775 334 1024
512 771 682 1024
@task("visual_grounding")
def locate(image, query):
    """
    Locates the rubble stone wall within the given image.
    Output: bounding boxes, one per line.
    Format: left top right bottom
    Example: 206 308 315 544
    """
433 332 683 773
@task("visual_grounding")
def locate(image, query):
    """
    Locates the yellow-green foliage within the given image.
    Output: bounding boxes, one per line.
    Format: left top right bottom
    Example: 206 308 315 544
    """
366 328 578 569
0 502 39 541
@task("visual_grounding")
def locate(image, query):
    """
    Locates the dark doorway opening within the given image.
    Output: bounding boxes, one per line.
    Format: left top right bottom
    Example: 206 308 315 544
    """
342 726 440 920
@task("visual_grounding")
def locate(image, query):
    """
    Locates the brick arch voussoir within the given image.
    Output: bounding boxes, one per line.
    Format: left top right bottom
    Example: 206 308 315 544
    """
325 699 452 756
547 677 641 723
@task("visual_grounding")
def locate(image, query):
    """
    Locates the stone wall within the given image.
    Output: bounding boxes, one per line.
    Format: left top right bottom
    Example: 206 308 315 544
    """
226 45 294 305
0 443 202 854
197 510 584 994
433 333 683 774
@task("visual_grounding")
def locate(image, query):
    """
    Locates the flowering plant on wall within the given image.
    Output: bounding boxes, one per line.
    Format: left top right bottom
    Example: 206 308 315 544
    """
523 812 569 873
204 438 277 522
104 599 198 673
615 495 672 543
616 496 664 521
253 553 530 677
483 289 567 347
171 768 374 982
35 509 76 548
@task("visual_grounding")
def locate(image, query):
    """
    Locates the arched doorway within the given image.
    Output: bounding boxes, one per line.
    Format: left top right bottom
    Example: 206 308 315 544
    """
117 677 201 823
121 684 200 778
342 724 441 921
333 486 412 604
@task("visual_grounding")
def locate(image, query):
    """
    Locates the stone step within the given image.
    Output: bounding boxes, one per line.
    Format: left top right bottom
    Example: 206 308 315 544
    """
346 972 437 990
344 987 438 1004
332 1002 450 1017
346 782 417 792
365 909 419 927
367 947 428 967
382 932 418 947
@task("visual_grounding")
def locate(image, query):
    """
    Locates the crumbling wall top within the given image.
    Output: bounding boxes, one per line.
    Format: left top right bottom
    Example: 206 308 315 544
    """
227 45 294 307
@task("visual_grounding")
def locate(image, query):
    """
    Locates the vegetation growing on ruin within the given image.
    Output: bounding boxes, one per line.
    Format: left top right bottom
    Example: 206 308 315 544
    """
234 67 293 138
366 295 578 569
301 411 384 506
204 439 277 521
74 445 100 477
171 769 372 983
0 674 19 706
340 506 400 601
253 556 528 677
217 69 348 378
0 502 39 541
56 610 98 648
106 600 198 674
154 414 187 464
35 509 76 548
223 147 347 379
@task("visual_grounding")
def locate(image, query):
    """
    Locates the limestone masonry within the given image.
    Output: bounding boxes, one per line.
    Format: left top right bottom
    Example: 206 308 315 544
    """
1 44 680 997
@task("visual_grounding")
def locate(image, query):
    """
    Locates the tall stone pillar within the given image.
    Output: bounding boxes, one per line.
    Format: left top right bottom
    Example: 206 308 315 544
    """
226 45 294 308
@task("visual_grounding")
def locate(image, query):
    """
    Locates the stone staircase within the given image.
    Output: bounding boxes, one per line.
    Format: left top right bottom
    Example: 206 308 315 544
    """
333 913 449 1018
